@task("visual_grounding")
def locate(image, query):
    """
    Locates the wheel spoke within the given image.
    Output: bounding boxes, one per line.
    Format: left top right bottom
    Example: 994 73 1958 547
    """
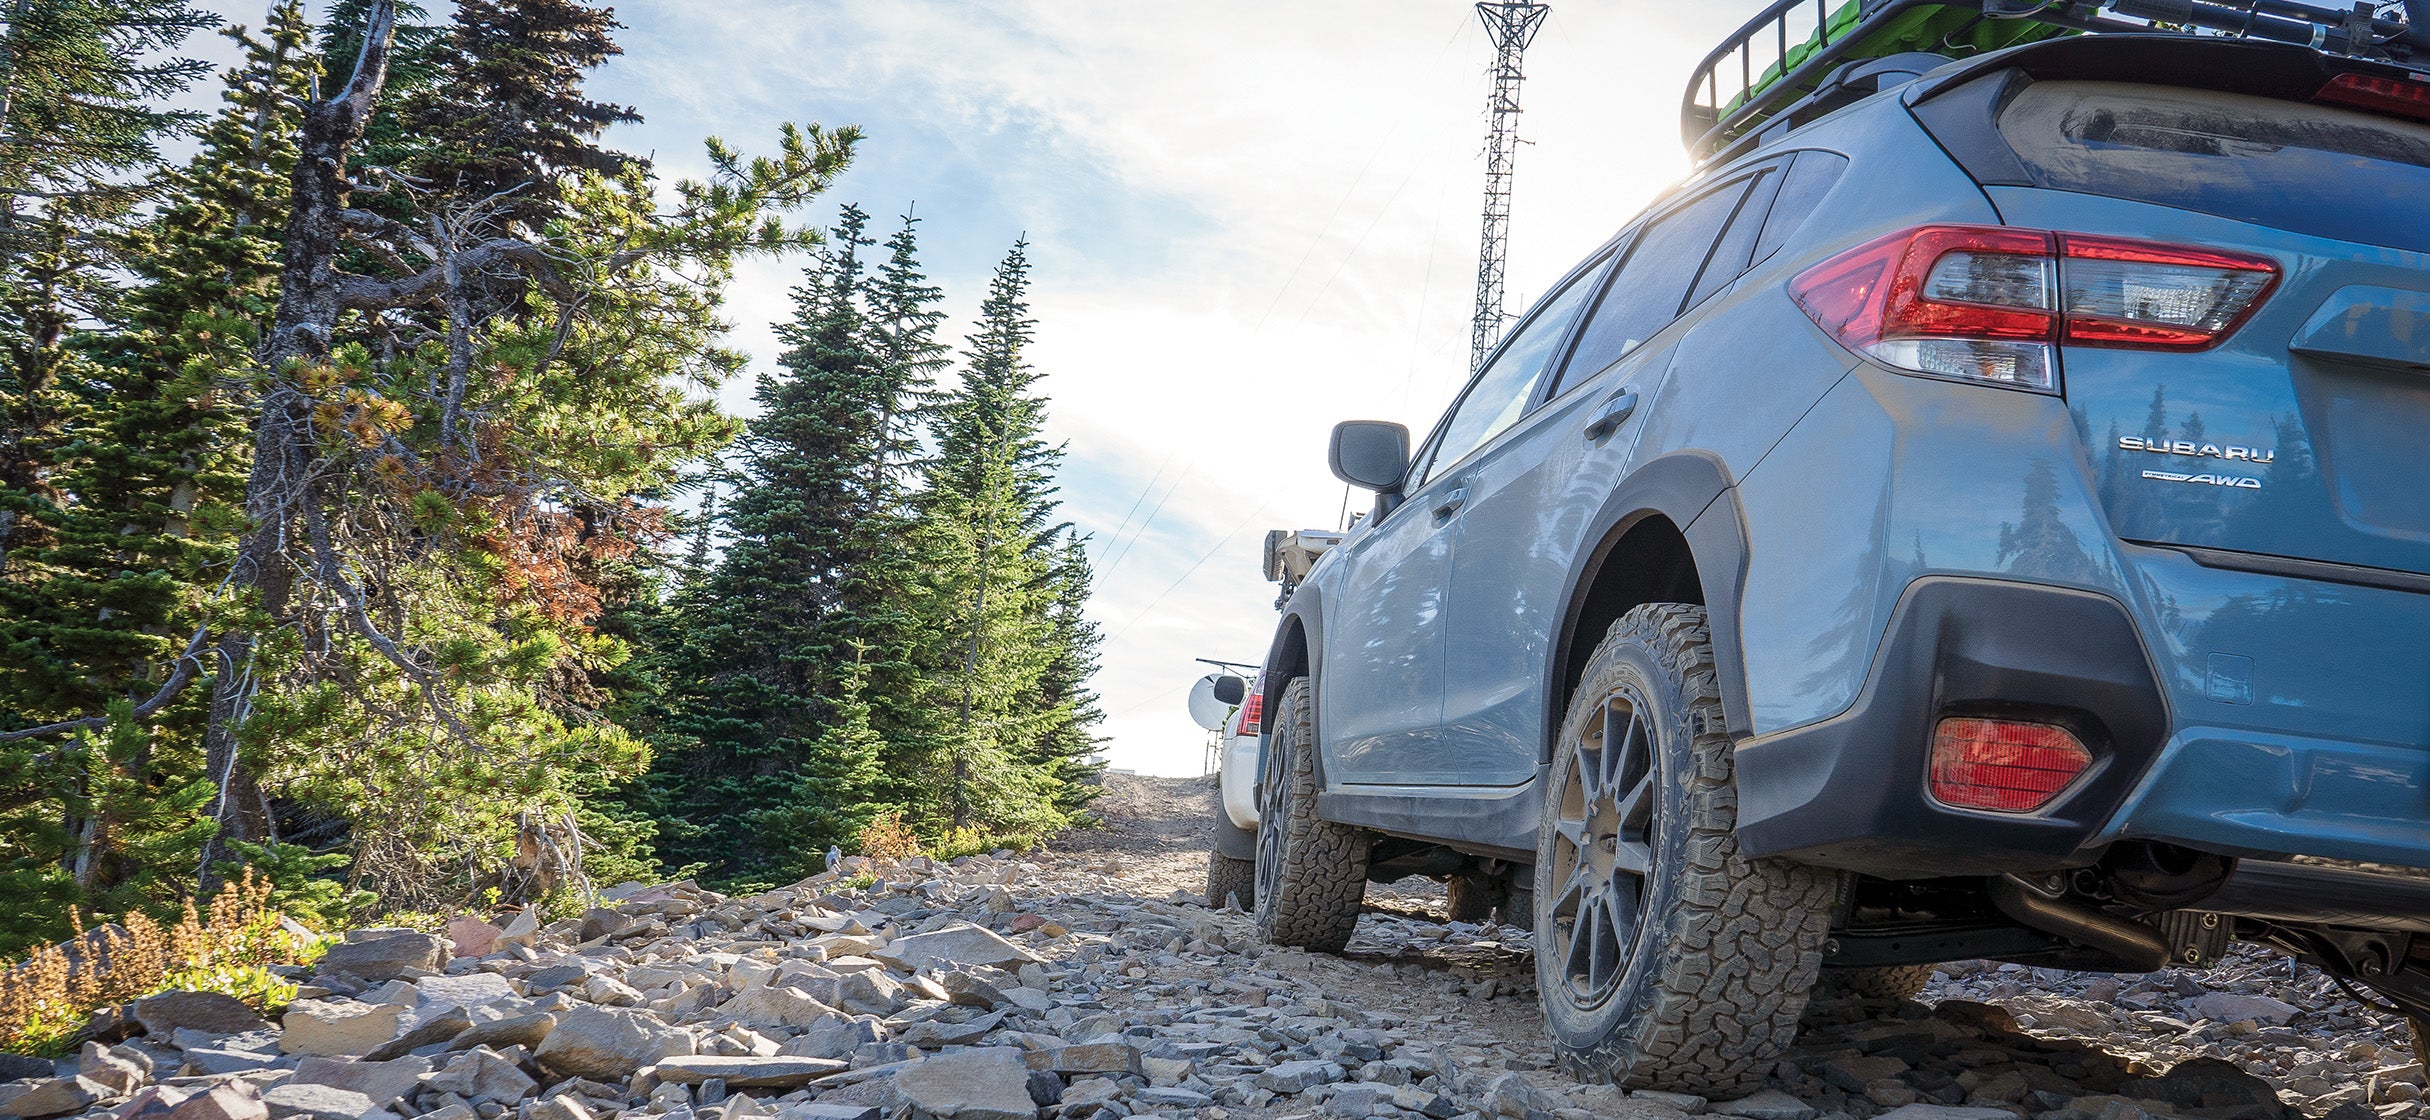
1601 887 1639 959
1612 837 1651 878
1552 814 1591 849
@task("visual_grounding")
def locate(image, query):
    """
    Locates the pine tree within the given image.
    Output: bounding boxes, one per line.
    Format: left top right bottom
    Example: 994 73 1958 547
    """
401 0 638 235
865 210 951 499
645 206 896 883
902 239 1097 837
0 0 213 567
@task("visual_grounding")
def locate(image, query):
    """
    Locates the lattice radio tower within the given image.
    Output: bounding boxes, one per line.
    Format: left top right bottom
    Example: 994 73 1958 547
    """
1470 0 1550 374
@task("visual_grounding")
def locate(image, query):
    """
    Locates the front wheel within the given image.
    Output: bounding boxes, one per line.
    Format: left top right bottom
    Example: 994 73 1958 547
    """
1254 678 1369 953
1534 604 1835 1096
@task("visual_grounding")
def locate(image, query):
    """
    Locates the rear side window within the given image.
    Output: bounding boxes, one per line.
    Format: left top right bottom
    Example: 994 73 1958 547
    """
1998 80 2430 251
1752 151 1848 262
1557 179 1755 386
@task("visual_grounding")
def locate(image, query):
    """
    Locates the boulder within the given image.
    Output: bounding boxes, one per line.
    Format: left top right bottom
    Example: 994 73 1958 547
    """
524 1099 588 1120
1709 1091 1817 1120
279 1001 402 1057
1257 1059 1342 1094
0 1058 50 1082
317 932 445 984
132 993 271 1039
165 1084 269 1120
575 909 631 943
721 986 838 1030
443 917 500 960
888 1048 1037 1120
2187 992 2302 1028
445 1013 554 1052
258 1085 384 1120
869 925 1037 973
77 1042 145 1095
418 1048 535 1103
113 1084 193 1120
1022 1043 1137 1077
651 1056 848 1089
0 1077 107 1119
361 1009 470 1062
409 974 517 1014
532 1005 694 1081
289 1055 433 1108
494 911 540 951
178 1049 286 1077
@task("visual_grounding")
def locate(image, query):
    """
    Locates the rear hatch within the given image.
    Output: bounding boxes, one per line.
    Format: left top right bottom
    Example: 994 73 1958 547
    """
1911 38 2430 579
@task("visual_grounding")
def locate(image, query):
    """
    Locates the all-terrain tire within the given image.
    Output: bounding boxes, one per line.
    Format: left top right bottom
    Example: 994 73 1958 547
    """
1447 872 1507 923
1816 964 1937 1002
1255 678 1369 953
1535 604 1836 1097
1205 853 1255 910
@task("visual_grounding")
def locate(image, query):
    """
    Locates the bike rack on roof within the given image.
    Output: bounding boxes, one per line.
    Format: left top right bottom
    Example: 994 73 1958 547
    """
1682 0 2429 165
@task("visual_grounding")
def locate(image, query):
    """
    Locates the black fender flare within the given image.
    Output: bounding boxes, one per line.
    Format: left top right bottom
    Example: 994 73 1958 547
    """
1261 582 1327 790
1546 451 1757 760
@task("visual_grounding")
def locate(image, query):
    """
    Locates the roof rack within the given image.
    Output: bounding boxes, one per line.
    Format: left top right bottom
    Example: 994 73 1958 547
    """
1683 0 2427 163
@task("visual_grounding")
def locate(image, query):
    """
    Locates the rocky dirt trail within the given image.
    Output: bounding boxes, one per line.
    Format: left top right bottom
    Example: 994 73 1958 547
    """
6 775 2420 1120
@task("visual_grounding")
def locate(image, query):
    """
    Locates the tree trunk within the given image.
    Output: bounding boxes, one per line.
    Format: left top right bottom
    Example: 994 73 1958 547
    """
196 0 398 887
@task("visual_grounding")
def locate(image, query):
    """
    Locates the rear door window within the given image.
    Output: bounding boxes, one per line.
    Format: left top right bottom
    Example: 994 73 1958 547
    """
1555 178 1757 390
1997 80 2430 251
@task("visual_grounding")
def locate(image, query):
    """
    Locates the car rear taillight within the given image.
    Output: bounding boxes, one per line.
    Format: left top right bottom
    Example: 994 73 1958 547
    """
1234 693 1264 737
2317 72 2430 123
1928 718 2092 813
1791 226 2280 393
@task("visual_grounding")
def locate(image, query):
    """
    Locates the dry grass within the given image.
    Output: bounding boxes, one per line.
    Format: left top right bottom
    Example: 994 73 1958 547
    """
0 871 325 1055
854 811 925 861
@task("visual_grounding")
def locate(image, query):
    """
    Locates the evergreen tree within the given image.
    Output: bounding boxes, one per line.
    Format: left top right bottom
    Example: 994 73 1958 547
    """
401 0 639 235
901 239 1097 837
0 0 213 566
865 210 951 499
645 207 894 883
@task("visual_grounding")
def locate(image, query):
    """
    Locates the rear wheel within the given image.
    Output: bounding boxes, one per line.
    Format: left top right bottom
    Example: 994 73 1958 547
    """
1535 604 1835 1096
1254 678 1370 952
1205 853 1255 910
1816 964 1937 1002
1446 872 1507 923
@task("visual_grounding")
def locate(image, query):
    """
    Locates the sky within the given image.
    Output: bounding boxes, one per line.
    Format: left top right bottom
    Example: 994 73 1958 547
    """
194 0 1781 777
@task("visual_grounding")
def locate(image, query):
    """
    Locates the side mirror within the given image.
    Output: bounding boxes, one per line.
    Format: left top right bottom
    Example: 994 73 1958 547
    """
1212 675 1247 706
1328 421 1411 492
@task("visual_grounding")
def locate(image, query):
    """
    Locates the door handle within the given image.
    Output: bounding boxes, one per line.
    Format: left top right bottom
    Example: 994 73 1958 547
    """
1583 390 1641 440
1431 488 1468 522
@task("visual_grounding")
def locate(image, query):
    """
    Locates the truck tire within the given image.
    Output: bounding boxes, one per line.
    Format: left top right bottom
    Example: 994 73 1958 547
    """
1534 604 1836 1096
1205 853 1255 910
1447 873 1507 923
1255 678 1369 953
1817 964 1936 1002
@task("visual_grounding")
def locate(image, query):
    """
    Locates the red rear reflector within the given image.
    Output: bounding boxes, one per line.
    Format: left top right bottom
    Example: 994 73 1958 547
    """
1235 693 1264 737
2318 72 2430 122
1928 718 2092 813
1793 226 2281 392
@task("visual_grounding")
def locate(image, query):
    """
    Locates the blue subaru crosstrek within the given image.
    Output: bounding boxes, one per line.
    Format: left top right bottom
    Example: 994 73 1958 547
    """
1215 0 2430 1095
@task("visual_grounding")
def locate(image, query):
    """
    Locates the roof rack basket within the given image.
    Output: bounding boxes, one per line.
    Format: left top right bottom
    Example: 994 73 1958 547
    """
1683 0 2428 163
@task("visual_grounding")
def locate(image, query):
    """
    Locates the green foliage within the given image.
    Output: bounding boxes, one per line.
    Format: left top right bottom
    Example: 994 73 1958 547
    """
216 841 372 933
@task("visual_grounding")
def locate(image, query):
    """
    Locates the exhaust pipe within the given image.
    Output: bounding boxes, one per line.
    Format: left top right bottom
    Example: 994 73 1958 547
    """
2194 860 2430 934
1989 875 2170 971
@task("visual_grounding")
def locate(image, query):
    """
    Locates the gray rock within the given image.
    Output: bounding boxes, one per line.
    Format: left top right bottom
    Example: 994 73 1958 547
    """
0 1058 49 1082
894 1012 1001 1049
1257 1060 1342 1094
362 1009 470 1062
1870 1108 2017 1120
164 1083 271 1120
318 932 445 983
888 1048 1036 1120
133 992 272 1038
280 1000 403 1057
870 925 1039 973
778 1017 880 1062
938 973 1008 1011
418 1048 535 1103
576 909 632 943
0 1077 106 1119
444 1012 554 1052
721 987 838 1030
259 1085 384 1120
1821 1056 1909 1093
2123 1056 2283 1109
653 1057 848 1089
179 1048 286 1077
408 975 517 1014
778 1107 878 1120
532 1005 695 1081
1322 1086 1382 1118
522 966 586 991
1023 1044 1139 1077
290 1055 432 1107
525 1098 590 1120
2186 993 2301 1027
1709 1091 1816 1120
78 1041 145 1095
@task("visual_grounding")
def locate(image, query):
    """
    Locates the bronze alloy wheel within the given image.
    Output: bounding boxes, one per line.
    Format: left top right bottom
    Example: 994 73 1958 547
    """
1544 682 1660 1009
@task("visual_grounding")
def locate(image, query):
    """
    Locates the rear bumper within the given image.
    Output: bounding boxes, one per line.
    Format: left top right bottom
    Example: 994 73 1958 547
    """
1732 576 2171 878
1735 570 2430 878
